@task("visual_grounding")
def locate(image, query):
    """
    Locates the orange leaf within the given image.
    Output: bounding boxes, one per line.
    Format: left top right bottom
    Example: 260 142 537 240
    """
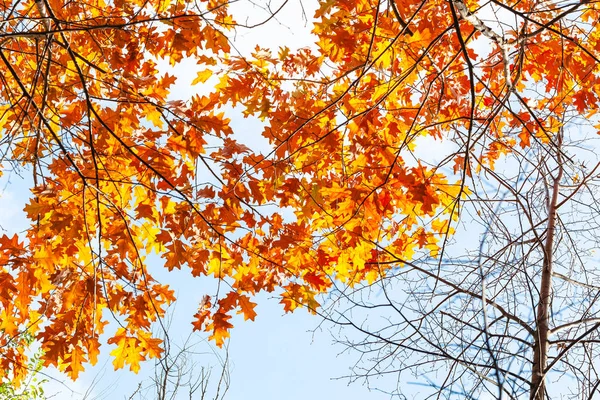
237 295 257 321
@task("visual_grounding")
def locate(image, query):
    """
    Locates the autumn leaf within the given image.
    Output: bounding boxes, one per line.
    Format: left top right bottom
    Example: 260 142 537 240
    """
237 295 257 321
519 129 531 148
23 199 51 219
145 107 164 128
208 312 233 347
108 330 145 373
303 271 329 290
65 346 87 380
192 69 213 85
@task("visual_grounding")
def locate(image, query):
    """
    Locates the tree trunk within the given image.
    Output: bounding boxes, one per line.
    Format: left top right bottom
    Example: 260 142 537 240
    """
531 141 563 400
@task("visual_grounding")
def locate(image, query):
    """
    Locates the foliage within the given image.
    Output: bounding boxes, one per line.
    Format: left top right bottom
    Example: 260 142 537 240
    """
1 0 600 398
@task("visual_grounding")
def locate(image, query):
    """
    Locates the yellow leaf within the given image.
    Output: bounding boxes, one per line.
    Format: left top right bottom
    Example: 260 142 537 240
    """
109 330 145 373
335 253 352 281
192 69 213 85
139 331 164 359
207 257 222 277
146 107 163 128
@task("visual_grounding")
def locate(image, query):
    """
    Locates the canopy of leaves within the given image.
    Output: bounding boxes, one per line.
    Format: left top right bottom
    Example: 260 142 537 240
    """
0 0 598 382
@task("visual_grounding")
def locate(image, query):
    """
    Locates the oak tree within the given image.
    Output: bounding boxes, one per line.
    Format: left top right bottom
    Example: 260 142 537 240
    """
0 0 599 398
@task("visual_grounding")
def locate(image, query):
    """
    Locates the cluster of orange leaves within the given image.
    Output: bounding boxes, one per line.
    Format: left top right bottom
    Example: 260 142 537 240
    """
0 0 599 383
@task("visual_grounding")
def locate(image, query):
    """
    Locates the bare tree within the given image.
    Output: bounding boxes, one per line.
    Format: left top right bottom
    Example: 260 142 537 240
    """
318 106 600 399
128 313 230 400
